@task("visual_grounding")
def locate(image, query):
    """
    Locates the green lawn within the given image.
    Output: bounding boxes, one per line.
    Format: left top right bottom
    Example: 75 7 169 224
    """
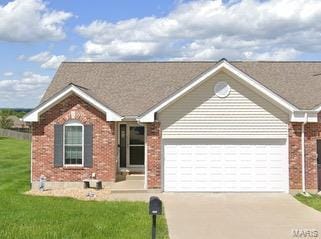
0 137 168 239
295 194 321 212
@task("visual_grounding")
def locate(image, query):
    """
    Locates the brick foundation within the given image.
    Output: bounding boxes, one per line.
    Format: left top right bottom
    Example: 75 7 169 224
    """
146 122 162 189
32 94 117 184
289 121 320 193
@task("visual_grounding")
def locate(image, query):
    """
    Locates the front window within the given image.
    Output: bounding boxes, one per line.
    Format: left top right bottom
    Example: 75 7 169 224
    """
64 122 83 166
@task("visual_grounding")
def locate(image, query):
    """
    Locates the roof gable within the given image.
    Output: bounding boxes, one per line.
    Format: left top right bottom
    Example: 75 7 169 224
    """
23 84 122 122
42 62 215 116
139 60 298 122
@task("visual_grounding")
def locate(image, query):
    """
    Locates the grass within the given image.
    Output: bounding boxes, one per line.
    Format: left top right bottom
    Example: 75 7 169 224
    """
295 193 321 212
0 137 168 239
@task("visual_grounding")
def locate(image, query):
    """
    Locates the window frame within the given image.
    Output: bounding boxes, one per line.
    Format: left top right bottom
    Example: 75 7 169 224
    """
128 125 145 167
63 120 84 167
318 140 321 165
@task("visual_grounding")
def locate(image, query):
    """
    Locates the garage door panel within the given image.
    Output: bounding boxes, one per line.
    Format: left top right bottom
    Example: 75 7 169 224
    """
164 139 288 192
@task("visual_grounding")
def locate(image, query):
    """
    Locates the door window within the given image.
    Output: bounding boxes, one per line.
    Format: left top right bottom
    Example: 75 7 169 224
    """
129 126 145 165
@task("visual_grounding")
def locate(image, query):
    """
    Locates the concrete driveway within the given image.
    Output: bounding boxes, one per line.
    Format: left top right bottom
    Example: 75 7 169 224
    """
162 193 321 239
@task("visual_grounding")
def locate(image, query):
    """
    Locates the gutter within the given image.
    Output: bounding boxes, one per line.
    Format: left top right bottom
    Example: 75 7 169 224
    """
301 113 308 193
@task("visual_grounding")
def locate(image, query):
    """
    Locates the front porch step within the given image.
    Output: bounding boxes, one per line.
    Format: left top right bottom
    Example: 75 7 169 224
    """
109 179 145 191
126 174 145 181
111 189 148 193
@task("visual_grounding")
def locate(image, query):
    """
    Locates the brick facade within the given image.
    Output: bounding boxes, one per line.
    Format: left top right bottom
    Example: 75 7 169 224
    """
32 94 117 183
32 94 321 192
305 123 321 191
146 122 162 189
289 123 303 190
289 120 320 193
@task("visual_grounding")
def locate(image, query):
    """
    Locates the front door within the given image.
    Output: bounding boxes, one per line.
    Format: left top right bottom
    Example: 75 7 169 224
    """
119 124 127 168
128 126 145 167
317 140 321 191
119 124 145 169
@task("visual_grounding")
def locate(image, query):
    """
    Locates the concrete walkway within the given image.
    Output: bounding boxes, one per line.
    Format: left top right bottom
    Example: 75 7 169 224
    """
162 193 321 239
102 192 321 238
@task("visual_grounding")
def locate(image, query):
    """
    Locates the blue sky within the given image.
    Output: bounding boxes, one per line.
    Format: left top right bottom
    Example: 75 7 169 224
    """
1 0 321 108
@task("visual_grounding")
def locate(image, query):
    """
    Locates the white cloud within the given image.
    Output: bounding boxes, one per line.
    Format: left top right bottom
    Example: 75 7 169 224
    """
76 0 321 60
0 72 51 107
0 72 50 91
0 0 72 42
28 51 51 62
68 45 78 52
3 72 13 77
41 55 66 69
27 51 66 69
17 55 26 60
84 40 160 58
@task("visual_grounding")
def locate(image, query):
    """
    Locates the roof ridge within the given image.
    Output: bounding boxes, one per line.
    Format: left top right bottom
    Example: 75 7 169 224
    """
61 60 321 64
62 61 218 63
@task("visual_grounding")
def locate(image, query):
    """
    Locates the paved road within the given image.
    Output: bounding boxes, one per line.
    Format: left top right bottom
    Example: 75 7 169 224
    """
162 193 321 239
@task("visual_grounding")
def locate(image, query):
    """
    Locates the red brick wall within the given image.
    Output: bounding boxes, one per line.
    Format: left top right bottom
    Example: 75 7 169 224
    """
32 94 117 182
147 122 161 189
289 121 320 192
305 123 320 191
289 123 303 190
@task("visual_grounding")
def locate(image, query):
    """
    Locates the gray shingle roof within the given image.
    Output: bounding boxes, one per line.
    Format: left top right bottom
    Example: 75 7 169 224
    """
42 61 321 116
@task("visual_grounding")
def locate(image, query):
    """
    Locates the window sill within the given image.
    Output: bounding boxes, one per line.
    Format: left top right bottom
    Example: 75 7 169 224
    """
62 166 85 170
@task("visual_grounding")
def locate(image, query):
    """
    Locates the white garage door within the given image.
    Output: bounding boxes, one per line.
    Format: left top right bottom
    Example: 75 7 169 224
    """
163 139 288 192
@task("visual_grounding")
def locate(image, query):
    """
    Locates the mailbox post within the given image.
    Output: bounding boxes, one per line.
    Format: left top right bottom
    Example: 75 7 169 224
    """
149 196 162 239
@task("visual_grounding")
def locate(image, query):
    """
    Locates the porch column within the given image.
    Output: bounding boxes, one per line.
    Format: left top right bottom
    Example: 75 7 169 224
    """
289 122 319 193
147 122 162 189
304 123 319 192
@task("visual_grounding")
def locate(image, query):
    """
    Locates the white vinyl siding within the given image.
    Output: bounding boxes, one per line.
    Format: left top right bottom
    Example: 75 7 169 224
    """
159 73 288 139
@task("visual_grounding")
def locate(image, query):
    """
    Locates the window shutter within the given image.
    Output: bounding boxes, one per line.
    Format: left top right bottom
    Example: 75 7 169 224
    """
54 124 63 167
84 125 93 168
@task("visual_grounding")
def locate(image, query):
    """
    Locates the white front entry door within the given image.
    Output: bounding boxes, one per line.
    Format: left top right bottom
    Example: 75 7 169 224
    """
163 139 288 192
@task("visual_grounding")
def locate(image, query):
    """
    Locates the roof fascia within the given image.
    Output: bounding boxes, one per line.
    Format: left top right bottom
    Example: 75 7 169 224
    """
312 104 321 112
23 85 123 122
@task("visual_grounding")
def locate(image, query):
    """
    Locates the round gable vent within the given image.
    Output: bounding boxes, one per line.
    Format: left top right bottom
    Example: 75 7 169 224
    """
214 81 230 98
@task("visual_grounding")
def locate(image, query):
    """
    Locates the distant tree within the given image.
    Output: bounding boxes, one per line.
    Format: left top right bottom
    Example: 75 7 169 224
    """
0 109 27 119
0 110 14 129
15 111 26 118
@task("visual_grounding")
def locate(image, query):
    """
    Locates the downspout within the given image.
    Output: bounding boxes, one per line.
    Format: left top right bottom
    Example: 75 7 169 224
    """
30 124 33 189
301 113 308 193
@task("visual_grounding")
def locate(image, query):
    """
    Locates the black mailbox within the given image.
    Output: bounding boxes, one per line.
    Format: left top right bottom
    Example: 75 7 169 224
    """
149 196 162 215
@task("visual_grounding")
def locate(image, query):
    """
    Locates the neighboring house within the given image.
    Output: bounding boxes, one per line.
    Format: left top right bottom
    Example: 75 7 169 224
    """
23 59 321 193
8 115 30 130
0 115 29 130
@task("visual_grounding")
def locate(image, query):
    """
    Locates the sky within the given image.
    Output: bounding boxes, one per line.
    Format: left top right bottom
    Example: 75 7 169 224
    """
1 0 321 108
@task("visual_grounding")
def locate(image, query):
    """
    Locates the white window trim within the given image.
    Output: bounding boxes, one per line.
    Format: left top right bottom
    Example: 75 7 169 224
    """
63 120 84 167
